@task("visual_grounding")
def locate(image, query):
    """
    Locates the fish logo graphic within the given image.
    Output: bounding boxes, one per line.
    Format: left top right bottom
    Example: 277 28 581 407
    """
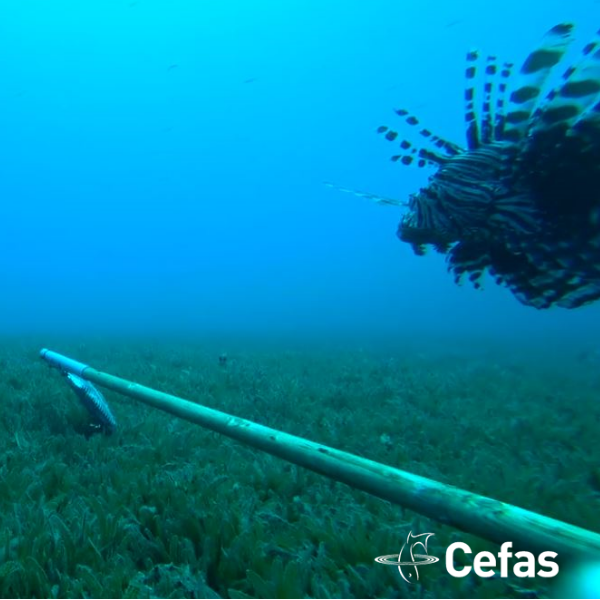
374 532 439 583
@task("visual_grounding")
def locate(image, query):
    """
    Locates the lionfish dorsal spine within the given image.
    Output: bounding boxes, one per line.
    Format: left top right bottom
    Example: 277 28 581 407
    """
479 55 499 144
502 22 576 142
493 61 514 141
464 49 480 149
577 97 600 132
463 49 513 145
377 108 463 168
533 28 600 133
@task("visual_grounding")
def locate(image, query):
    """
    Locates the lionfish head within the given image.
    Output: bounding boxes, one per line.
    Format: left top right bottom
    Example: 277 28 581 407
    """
397 189 458 254
396 142 512 253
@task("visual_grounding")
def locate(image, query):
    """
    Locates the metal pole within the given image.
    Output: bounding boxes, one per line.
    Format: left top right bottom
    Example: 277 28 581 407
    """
40 348 600 561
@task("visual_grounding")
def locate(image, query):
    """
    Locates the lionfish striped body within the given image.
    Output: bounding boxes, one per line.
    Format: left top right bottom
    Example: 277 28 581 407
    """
378 23 600 309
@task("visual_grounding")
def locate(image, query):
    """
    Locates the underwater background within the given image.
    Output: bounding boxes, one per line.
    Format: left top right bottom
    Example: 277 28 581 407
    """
1 0 600 598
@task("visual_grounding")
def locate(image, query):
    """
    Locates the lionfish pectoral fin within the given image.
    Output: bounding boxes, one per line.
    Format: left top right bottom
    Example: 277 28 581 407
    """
449 236 600 309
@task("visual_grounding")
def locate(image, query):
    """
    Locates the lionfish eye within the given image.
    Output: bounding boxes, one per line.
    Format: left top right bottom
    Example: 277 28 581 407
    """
408 193 419 209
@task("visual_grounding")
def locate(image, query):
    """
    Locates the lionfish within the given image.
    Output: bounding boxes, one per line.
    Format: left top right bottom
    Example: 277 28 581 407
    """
335 23 600 309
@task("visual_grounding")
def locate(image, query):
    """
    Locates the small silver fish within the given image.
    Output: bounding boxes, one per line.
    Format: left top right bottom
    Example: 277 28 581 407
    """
64 373 117 434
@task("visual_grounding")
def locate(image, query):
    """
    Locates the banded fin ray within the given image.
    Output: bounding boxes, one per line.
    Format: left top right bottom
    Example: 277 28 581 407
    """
493 62 514 140
533 28 600 132
464 52 514 145
480 55 498 144
377 108 463 167
503 23 576 142
576 97 600 131
464 49 480 149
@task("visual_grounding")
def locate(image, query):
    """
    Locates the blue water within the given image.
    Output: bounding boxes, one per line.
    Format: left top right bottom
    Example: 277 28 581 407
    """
1 0 599 343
